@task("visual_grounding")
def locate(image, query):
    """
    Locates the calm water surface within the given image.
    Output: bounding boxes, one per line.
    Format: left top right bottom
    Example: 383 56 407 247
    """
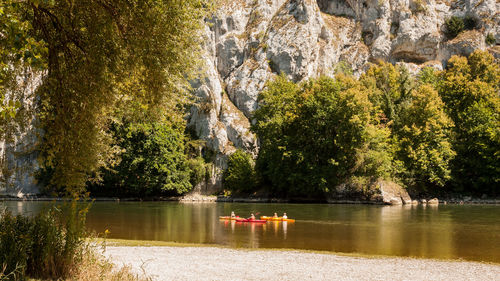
3 201 500 263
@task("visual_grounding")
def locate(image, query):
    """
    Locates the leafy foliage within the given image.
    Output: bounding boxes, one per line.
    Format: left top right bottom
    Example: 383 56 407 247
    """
360 61 415 124
1 0 212 196
394 85 455 188
0 202 88 280
0 0 47 132
223 150 257 193
361 63 455 190
253 75 394 197
94 122 193 197
444 16 465 39
438 51 500 194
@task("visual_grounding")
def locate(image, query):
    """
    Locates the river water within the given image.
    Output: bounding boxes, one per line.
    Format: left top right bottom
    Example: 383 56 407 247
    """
3 201 499 263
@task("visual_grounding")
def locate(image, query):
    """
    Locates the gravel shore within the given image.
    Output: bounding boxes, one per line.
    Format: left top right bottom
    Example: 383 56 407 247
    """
104 246 500 281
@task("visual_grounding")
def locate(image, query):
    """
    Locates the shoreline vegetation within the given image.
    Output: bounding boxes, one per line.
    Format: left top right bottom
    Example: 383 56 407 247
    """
2 195 499 205
0 204 146 280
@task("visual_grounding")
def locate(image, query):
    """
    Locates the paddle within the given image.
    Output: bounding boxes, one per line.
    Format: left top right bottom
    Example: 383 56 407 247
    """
247 211 260 220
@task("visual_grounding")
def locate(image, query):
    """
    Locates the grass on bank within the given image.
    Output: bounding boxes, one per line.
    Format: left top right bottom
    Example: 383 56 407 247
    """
0 205 149 281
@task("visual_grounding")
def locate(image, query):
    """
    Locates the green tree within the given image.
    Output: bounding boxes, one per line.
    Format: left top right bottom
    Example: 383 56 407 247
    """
253 75 394 197
223 149 257 193
395 85 455 189
96 122 192 197
2 0 212 196
0 0 47 132
360 61 415 124
439 51 500 194
362 62 456 190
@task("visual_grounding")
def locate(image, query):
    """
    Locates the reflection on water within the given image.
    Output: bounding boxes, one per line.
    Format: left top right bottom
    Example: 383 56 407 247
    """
2 201 499 262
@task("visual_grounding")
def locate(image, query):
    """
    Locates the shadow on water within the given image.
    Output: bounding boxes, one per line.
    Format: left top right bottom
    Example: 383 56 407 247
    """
2 201 500 263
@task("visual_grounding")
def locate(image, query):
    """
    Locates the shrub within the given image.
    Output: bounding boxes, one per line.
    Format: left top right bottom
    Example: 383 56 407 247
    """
412 0 427 14
0 202 87 280
96 122 192 197
187 157 209 186
486 33 496 45
223 150 257 193
463 16 478 30
0 202 147 281
334 61 353 76
444 16 465 39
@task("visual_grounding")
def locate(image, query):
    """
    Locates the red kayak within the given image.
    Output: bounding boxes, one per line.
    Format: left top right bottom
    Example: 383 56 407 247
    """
235 218 266 223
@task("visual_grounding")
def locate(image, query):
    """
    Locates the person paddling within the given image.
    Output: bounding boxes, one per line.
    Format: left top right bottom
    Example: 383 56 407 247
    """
231 211 236 219
249 213 256 220
283 213 288 219
273 212 278 218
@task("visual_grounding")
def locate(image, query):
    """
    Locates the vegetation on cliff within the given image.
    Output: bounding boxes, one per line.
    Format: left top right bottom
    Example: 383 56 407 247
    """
224 51 499 197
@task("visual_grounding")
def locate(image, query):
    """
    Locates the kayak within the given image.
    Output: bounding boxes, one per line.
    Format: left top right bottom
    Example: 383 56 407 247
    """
235 218 267 223
219 216 241 220
260 216 295 222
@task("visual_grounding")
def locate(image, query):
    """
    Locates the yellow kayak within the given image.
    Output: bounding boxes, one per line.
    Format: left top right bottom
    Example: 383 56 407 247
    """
219 216 241 220
260 216 295 222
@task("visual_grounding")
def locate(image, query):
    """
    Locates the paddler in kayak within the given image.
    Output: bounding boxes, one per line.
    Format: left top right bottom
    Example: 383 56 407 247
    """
249 213 256 220
283 213 287 219
231 211 236 219
273 213 278 218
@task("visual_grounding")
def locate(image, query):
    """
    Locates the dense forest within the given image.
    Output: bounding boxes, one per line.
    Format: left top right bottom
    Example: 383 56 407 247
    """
232 51 500 198
1 1 499 200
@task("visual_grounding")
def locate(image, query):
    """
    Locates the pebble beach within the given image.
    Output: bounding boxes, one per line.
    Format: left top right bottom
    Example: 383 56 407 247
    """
104 246 500 281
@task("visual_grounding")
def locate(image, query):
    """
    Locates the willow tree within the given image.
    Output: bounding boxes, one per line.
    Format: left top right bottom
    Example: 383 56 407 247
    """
0 0 47 133
2 0 212 196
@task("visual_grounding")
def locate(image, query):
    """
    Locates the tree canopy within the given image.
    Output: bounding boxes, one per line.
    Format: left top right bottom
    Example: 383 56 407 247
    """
438 51 500 193
253 74 394 197
1 0 212 196
247 51 498 197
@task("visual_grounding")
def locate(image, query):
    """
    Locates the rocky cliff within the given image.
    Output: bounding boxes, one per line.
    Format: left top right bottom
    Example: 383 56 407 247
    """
188 0 499 192
0 69 42 196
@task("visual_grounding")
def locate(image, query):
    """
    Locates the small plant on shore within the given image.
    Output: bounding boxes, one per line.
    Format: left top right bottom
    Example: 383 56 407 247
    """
0 201 88 279
0 202 148 280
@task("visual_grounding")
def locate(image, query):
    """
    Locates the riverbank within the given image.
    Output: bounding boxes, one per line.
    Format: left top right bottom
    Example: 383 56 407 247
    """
2 194 499 205
104 245 500 281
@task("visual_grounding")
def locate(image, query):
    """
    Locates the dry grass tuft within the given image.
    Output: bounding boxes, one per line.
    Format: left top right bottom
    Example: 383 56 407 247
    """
70 244 150 281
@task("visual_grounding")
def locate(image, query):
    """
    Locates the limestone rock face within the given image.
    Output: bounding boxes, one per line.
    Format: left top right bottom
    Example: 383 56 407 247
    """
327 180 412 204
188 0 498 191
0 70 43 196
